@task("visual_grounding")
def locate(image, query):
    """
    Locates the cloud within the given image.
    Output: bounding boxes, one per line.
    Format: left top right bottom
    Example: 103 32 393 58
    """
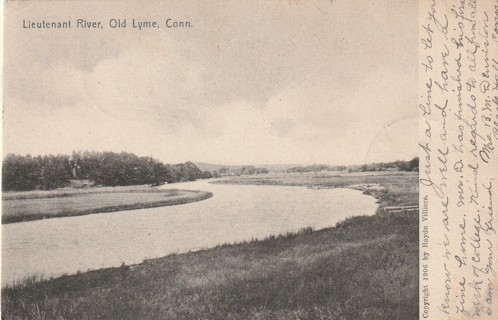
5 60 87 107
4 0 418 165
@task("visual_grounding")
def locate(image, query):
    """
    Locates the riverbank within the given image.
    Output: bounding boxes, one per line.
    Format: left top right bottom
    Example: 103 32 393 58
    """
2 172 418 320
2 187 213 224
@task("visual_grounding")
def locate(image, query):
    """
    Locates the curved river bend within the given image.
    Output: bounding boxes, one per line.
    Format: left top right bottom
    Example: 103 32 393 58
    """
2 180 378 287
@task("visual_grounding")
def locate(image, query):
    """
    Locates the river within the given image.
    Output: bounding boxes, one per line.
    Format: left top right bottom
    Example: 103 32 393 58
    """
2 180 378 287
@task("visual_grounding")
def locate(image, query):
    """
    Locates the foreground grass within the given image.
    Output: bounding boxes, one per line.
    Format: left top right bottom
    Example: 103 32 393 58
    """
2 187 213 224
2 173 418 320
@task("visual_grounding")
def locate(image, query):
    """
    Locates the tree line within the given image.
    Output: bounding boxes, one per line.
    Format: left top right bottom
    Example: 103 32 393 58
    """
214 166 269 177
286 157 419 173
2 151 213 191
349 157 419 172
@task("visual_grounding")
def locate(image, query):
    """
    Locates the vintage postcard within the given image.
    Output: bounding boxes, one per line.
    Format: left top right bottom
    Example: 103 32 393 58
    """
1 0 493 319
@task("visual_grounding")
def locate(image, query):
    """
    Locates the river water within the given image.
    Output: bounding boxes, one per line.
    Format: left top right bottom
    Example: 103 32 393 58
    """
2 180 378 287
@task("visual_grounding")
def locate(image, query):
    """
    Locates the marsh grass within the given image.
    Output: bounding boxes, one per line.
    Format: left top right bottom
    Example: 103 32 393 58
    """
214 171 418 189
2 172 418 319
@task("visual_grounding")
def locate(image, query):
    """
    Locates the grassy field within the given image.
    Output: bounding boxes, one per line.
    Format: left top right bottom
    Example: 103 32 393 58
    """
215 171 418 190
2 172 419 319
2 186 213 224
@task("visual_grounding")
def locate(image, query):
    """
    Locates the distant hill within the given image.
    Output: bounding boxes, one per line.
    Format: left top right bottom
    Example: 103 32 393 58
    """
194 163 299 173
194 163 245 172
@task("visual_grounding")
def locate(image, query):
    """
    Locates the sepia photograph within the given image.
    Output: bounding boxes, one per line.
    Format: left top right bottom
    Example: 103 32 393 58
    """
2 1 420 319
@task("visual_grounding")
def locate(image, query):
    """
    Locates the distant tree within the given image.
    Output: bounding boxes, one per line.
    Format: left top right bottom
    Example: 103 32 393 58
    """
2 154 41 191
38 155 72 189
408 157 419 171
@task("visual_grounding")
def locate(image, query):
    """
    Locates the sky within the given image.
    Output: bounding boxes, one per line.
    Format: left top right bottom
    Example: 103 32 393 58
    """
3 0 418 166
